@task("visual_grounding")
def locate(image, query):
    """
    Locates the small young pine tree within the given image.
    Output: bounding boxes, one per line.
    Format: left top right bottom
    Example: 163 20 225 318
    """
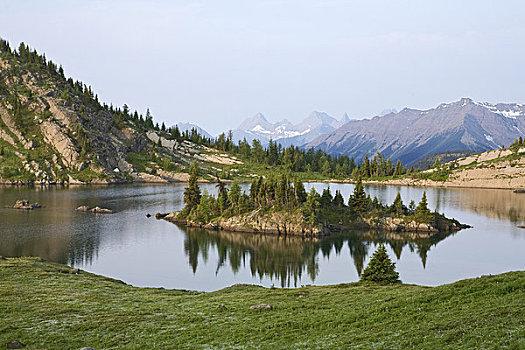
415 191 433 223
360 244 400 283
332 190 345 207
390 192 404 216
349 177 368 212
408 200 416 213
320 187 333 208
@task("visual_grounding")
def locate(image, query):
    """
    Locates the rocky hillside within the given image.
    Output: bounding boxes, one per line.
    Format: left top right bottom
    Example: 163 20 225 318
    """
308 98 525 165
369 145 525 189
0 40 241 185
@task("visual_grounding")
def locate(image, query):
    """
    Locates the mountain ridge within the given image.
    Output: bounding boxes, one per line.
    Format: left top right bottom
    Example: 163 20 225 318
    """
307 97 525 165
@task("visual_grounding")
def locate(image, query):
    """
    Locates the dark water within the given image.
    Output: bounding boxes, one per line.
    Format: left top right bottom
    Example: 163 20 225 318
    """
1 183 524 291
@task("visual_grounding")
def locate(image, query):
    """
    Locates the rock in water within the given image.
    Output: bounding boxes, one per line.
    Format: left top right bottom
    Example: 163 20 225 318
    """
7 340 25 349
75 205 92 212
155 212 168 219
75 206 113 214
6 200 41 210
91 206 113 214
249 304 273 310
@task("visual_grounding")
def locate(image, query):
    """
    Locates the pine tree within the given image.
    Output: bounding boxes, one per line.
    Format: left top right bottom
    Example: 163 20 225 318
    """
332 190 345 207
415 191 433 223
349 177 368 212
228 181 242 214
322 159 331 176
408 200 416 213
182 162 201 215
390 192 404 216
320 187 333 208
303 187 320 227
196 189 213 223
372 196 381 210
393 160 404 176
360 244 400 283
294 180 307 204
363 154 371 178
174 125 181 140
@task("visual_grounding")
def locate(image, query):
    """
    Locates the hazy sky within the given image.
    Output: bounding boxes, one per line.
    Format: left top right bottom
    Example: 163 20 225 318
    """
1 0 524 135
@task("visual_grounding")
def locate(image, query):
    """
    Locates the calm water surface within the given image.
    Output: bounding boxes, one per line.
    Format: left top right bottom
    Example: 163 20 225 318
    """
1 183 524 291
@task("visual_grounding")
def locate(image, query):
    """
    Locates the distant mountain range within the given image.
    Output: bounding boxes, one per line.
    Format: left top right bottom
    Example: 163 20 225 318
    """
176 98 525 166
307 98 525 165
232 111 350 146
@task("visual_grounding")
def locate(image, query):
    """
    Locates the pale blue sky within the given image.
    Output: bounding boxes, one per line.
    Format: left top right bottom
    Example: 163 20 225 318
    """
1 0 524 134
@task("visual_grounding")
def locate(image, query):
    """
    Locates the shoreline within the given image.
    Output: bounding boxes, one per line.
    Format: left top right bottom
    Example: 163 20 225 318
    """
162 211 468 238
312 178 524 191
1 177 523 190
0 255 522 292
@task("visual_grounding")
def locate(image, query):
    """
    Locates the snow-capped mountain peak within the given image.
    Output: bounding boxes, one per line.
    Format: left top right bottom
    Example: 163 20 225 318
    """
233 110 342 146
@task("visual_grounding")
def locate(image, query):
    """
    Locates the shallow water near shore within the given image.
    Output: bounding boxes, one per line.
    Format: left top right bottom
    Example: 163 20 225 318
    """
1 183 524 291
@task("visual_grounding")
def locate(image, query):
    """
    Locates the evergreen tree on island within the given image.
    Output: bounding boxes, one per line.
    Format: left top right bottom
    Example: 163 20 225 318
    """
390 192 404 216
360 243 400 283
349 178 368 212
332 190 345 207
182 161 201 215
415 191 433 223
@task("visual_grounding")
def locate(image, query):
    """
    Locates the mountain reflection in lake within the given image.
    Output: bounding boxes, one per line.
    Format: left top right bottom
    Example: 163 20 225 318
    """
1 183 524 291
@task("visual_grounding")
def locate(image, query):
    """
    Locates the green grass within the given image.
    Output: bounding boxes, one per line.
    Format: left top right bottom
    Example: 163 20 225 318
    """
0 257 523 349
73 167 104 183
126 151 154 173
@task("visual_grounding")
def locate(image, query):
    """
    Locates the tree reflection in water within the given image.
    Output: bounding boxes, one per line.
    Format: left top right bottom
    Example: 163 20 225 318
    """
180 226 458 287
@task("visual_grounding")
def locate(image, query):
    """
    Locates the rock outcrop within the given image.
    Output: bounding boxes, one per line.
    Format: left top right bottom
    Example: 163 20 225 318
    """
75 206 113 214
5 200 41 210
164 209 468 238
163 210 327 237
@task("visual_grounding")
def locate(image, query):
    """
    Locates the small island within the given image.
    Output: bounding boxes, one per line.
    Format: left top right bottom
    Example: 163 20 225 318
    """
164 163 470 237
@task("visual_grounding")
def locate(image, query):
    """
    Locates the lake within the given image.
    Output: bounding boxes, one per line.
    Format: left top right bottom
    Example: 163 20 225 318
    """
1 183 524 291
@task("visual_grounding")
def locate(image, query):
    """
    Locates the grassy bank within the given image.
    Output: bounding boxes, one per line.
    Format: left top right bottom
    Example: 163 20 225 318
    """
1 257 524 349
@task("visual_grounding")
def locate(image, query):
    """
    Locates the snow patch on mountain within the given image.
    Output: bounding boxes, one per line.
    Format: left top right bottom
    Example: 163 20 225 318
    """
495 110 522 119
233 111 350 146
